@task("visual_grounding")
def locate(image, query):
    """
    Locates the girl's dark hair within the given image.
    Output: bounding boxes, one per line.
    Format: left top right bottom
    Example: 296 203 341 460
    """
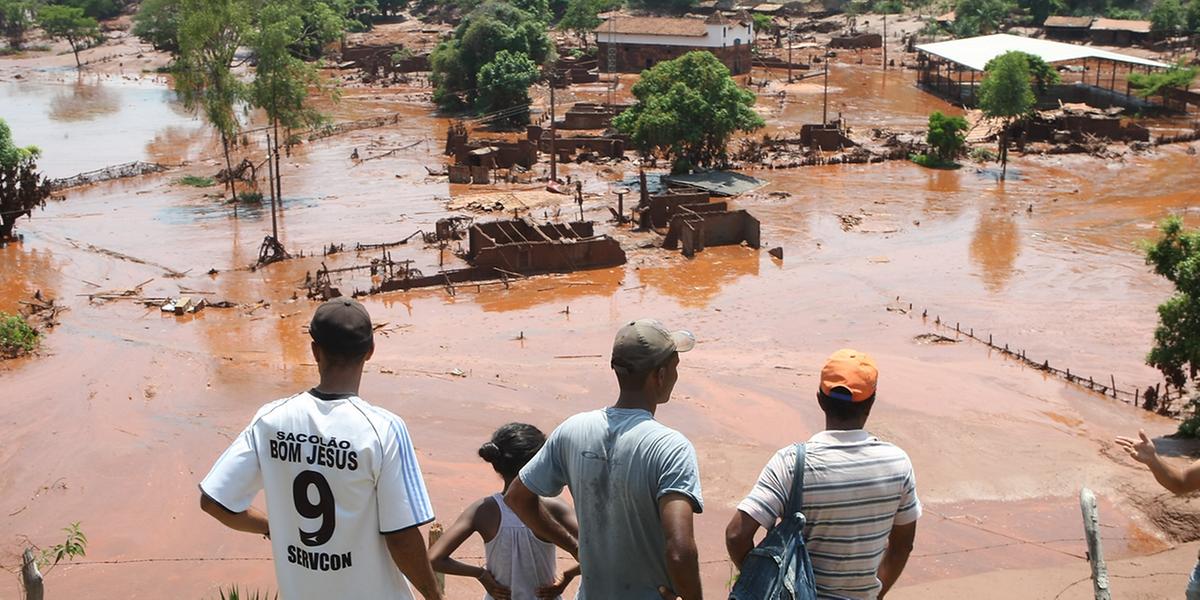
478 422 546 478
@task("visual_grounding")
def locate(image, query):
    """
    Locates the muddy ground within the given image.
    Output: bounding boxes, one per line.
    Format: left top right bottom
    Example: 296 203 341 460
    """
2 20 1200 600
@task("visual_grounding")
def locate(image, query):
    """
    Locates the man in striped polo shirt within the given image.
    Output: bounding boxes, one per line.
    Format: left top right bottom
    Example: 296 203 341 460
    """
725 349 920 599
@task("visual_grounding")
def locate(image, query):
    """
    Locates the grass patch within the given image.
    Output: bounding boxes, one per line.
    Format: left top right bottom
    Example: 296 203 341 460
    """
0 312 39 357
910 153 960 169
219 586 278 600
237 191 264 203
969 147 997 162
179 175 216 188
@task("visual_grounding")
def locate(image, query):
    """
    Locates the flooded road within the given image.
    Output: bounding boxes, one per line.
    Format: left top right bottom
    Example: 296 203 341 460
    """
0 62 1198 599
0 78 207 178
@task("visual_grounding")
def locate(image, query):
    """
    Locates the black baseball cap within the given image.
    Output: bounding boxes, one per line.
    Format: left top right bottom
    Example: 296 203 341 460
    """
309 298 374 356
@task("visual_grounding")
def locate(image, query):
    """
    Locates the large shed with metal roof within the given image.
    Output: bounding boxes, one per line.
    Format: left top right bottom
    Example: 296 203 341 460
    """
914 34 1168 108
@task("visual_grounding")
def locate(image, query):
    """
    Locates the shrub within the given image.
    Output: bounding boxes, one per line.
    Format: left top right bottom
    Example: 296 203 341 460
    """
179 175 215 187
0 311 38 356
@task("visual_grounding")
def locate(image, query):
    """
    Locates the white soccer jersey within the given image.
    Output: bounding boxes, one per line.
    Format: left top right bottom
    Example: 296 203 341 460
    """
200 390 435 600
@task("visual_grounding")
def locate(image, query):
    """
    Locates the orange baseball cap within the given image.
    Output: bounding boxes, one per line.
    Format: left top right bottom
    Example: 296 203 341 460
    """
819 349 878 402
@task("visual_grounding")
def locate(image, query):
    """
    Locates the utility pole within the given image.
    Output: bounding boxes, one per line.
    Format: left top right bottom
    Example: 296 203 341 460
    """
882 13 888 70
549 75 557 183
787 25 793 82
822 51 830 125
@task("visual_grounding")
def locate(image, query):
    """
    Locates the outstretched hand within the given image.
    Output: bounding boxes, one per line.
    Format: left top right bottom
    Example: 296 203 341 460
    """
658 586 679 600
478 570 511 600
1115 430 1158 466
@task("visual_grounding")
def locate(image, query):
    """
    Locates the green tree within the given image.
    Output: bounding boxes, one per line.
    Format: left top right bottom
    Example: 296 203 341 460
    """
953 0 1015 35
614 51 764 172
250 0 329 234
1129 62 1198 103
626 0 695 10
559 0 602 48
476 49 539 125
1018 0 1063 25
979 50 1034 179
131 0 180 53
0 118 52 240
0 0 39 50
38 5 99 68
431 1 552 109
175 0 250 201
1188 0 1200 33
51 0 125 19
925 111 969 164
1142 217 1200 434
1151 0 1186 35
1022 52 1059 95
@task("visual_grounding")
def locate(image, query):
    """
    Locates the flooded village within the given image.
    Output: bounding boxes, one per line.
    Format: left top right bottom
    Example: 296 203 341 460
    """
1 0 1199 597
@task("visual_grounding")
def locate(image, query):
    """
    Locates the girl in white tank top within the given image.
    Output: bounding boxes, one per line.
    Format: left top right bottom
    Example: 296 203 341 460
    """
430 423 581 600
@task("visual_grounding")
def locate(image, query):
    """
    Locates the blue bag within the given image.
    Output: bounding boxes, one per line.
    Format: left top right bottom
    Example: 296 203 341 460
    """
729 443 818 600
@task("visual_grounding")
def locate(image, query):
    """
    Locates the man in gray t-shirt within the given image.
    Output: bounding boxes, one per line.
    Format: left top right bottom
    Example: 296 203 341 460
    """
506 319 704 600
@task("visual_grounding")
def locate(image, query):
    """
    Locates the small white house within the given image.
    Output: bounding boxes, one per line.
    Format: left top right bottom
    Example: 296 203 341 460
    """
594 12 754 74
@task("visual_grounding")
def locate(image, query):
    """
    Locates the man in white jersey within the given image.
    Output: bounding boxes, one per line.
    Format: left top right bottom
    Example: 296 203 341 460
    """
726 349 920 600
199 298 443 600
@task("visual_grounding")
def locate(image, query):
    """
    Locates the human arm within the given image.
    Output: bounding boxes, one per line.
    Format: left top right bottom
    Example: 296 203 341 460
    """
1116 430 1200 495
876 520 916 598
536 499 582 599
427 498 510 600
724 509 763 570
199 492 270 537
385 526 444 600
504 478 579 559
658 493 703 600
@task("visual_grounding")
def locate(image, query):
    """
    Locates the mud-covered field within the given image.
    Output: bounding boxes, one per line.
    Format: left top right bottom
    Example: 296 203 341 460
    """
2 27 1200 599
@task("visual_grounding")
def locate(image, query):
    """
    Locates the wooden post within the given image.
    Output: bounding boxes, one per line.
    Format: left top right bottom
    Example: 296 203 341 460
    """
1111 375 1117 398
428 523 446 595
22 548 44 600
1079 488 1113 600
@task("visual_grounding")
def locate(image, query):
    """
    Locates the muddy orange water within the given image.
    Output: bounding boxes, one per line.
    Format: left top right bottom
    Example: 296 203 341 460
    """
1 61 1198 600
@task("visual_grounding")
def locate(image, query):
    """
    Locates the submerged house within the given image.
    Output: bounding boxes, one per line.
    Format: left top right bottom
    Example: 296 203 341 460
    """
594 12 754 74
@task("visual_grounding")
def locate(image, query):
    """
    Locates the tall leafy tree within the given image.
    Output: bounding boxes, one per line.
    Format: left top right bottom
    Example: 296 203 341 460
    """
1150 0 1186 35
0 0 39 50
614 51 764 173
1188 0 1200 33
131 0 180 53
953 0 1016 35
476 49 539 125
558 0 603 48
1142 217 1200 434
979 50 1034 180
175 0 250 201
250 0 328 234
38 5 99 68
431 1 552 109
0 118 52 240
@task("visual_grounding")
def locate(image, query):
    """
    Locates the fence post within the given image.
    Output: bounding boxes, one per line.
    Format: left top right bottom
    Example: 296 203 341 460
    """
22 548 43 600
429 523 445 595
1079 488 1112 600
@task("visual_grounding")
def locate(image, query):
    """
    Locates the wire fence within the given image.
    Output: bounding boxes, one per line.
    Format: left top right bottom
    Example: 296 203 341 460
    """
904 303 1182 412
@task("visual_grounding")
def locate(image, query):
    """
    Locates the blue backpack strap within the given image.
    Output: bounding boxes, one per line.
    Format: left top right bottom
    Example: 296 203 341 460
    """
786 443 806 516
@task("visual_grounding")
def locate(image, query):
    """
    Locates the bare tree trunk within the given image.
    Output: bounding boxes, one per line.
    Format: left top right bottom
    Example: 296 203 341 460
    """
221 133 238 217
273 120 283 210
22 548 44 600
70 40 81 69
999 128 1008 180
